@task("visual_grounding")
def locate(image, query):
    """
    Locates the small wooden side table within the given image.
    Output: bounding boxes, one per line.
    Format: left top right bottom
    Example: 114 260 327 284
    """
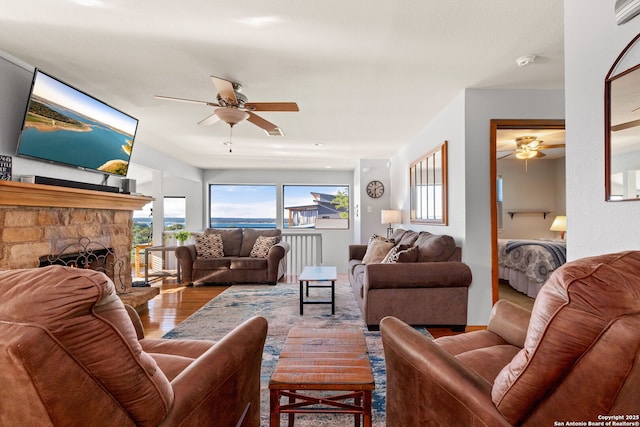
269 327 375 427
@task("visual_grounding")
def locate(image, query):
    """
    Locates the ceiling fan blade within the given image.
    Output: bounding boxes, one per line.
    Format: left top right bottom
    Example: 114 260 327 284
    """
197 112 221 126
155 95 219 107
534 151 546 158
536 144 566 150
247 112 283 136
211 76 238 105
498 152 514 160
244 102 299 112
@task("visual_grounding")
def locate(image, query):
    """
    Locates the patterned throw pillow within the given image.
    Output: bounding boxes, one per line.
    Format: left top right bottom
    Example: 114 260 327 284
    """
250 235 278 258
194 234 224 259
382 244 419 264
362 234 395 264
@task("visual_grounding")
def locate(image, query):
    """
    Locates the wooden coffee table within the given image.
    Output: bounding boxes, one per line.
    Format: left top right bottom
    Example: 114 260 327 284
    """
298 266 337 315
269 327 375 427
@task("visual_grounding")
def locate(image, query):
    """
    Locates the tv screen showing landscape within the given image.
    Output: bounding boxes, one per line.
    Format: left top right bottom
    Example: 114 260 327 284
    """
16 69 138 176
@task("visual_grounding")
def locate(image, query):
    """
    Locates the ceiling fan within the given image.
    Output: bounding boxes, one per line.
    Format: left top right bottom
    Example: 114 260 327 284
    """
498 136 565 160
155 76 299 136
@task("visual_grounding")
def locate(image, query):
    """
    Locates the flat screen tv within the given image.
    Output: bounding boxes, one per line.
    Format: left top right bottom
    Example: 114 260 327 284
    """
16 69 139 177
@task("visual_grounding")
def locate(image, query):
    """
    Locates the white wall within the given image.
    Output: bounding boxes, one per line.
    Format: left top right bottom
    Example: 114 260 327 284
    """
203 168 354 273
564 0 640 258
357 159 392 243
498 157 566 240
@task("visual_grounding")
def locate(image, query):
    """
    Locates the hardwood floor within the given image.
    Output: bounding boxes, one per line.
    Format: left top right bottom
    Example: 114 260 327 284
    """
138 278 228 339
137 276 463 339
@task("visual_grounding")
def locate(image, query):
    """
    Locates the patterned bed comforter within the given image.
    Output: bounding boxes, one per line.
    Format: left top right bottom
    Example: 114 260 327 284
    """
498 239 567 284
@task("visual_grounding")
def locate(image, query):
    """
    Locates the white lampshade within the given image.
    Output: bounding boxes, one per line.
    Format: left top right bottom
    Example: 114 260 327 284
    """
550 215 567 238
381 209 402 224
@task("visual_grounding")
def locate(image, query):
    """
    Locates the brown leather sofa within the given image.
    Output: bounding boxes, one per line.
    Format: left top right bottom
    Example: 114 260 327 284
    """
348 228 472 330
0 265 268 427
176 228 290 285
380 250 640 426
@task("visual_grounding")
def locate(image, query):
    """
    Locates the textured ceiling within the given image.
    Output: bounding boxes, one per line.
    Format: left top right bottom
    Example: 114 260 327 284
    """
0 0 564 170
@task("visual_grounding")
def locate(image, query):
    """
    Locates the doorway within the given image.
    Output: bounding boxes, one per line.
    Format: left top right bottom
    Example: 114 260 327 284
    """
490 119 566 304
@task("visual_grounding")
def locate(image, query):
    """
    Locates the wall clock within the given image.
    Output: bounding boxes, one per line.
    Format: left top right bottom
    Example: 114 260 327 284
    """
366 180 384 198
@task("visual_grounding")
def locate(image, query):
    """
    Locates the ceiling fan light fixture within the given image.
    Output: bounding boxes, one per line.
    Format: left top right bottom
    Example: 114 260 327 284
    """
515 150 537 160
214 107 250 126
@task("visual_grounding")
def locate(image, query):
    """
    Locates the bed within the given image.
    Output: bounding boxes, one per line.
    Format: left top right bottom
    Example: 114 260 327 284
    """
498 239 567 298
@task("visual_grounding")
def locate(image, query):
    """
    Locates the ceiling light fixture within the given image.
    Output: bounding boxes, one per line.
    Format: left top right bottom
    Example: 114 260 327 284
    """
214 107 249 126
516 55 536 67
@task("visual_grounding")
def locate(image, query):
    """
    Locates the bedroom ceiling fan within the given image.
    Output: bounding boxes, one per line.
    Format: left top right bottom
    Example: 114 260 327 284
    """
155 76 299 137
498 136 566 160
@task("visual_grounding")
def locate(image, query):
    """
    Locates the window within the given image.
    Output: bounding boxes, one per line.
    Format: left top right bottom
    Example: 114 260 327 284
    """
283 185 349 229
209 184 277 228
164 196 186 231
132 201 153 245
410 141 448 225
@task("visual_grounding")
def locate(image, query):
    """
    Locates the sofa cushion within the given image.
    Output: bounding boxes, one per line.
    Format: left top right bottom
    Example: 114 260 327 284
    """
205 228 243 256
382 244 419 263
240 229 281 257
194 234 224 259
193 258 231 270
230 258 268 270
414 232 457 262
250 235 278 258
362 234 395 264
391 229 419 246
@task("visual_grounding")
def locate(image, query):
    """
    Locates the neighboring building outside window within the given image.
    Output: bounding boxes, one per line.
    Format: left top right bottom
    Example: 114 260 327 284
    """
283 185 349 230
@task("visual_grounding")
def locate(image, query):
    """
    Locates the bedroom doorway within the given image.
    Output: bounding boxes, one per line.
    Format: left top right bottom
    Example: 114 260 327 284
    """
490 119 566 305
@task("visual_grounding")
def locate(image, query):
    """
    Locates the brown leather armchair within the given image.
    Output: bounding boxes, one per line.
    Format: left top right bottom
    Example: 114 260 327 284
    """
381 251 640 426
0 265 268 427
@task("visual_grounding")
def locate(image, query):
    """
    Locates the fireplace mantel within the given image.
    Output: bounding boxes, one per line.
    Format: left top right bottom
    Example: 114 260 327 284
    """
0 180 153 211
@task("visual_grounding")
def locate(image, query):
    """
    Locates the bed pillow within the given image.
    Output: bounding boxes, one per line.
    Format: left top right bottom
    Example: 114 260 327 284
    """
250 235 278 258
194 234 224 259
362 234 395 264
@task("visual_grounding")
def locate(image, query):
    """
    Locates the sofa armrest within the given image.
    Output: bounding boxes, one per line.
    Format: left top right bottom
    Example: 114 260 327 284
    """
268 241 290 262
365 261 472 290
175 245 197 284
487 299 531 348
159 316 268 427
380 316 511 427
349 244 368 261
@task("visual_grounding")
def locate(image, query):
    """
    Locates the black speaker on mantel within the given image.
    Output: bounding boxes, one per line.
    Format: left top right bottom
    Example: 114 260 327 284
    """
120 178 136 194
33 176 120 193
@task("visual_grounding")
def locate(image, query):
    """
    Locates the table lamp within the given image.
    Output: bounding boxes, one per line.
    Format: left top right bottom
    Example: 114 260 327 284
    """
550 215 567 239
381 209 402 239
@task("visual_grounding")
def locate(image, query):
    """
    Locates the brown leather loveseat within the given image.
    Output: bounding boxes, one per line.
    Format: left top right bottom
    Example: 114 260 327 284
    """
348 228 472 330
381 251 640 426
0 265 268 426
176 227 290 285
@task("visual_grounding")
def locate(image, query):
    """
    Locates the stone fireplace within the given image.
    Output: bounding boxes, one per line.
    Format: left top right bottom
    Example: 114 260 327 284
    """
0 180 157 308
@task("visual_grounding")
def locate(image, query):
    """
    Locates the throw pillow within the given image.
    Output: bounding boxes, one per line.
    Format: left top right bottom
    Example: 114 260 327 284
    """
194 234 224 259
382 245 419 263
362 234 395 264
250 235 278 258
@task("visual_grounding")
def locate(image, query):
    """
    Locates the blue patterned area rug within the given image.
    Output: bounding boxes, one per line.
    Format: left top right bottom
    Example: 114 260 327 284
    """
163 280 432 427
